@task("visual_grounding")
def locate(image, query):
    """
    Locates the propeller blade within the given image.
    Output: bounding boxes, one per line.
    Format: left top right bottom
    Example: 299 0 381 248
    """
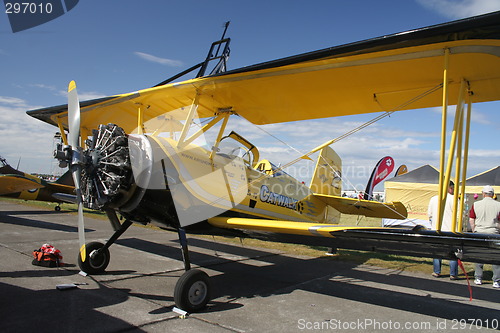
72 167 86 262
67 80 86 262
67 80 80 148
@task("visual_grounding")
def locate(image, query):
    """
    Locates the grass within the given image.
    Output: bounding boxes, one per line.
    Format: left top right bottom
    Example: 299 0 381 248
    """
1 197 490 281
0 197 109 220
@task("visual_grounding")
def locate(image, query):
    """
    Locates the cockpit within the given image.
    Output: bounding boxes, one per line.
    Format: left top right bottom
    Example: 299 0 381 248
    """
217 132 287 177
255 160 288 177
217 131 259 167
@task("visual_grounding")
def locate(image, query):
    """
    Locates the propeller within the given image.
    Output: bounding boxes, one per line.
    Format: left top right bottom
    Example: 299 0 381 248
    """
67 80 86 262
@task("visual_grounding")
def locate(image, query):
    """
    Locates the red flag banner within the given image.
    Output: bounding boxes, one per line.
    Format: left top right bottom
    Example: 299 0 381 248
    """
364 156 394 200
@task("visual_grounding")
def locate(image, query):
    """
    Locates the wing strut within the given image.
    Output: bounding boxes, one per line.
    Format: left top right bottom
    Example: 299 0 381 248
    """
436 49 450 231
436 71 472 232
458 97 472 230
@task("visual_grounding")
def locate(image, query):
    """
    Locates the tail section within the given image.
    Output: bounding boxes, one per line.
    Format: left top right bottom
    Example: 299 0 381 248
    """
54 170 74 186
309 147 342 223
309 146 342 196
302 147 407 222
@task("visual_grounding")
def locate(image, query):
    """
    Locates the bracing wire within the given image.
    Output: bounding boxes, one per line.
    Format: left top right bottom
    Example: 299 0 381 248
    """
203 83 443 220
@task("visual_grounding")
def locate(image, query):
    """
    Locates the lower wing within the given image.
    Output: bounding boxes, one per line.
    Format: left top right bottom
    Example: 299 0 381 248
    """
207 217 500 265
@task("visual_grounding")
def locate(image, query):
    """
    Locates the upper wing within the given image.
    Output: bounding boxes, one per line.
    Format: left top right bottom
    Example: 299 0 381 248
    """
27 11 500 130
207 216 500 265
0 175 44 195
311 194 407 219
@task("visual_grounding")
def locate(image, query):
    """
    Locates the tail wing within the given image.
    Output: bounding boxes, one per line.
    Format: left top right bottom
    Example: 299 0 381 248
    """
306 146 407 221
308 147 342 223
309 146 341 197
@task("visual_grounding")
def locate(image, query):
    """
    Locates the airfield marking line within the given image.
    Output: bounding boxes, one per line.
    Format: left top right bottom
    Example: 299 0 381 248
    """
0 242 33 258
190 315 246 333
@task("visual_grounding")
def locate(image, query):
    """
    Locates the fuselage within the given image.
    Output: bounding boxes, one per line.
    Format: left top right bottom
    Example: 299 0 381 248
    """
119 134 326 228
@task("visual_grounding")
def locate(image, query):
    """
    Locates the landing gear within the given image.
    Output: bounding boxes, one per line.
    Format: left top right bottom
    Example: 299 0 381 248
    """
78 241 110 274
55 205 61 212
174 228 212 312
174 269 211 312
77 218 133 274
76 222 212 312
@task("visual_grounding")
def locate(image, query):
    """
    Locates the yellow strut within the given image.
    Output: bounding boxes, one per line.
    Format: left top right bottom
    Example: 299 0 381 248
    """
137 105 145 135
436 48 450 231
451 79 466 232
458 93 473 232
56 117 68 145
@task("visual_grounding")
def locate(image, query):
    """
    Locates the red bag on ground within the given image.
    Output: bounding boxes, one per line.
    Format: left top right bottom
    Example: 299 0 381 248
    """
32 244 63 267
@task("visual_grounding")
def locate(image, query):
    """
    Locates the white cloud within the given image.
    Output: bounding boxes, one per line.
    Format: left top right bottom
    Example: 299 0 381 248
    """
470 109 492 125
0 89 108 174
134 52 183 67
0 99 59 174
429 105 494 126
0 96 28 107
417 0 500 19
29 83 107 101
468 149 500 158
31 83 57 91
224 109 497 189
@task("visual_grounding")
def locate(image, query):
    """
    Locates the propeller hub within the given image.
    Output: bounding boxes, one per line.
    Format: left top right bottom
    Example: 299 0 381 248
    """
91 150 101 167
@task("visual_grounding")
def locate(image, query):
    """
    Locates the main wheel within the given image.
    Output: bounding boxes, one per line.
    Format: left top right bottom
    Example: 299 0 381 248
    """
174 269 211 312
78 241 110 274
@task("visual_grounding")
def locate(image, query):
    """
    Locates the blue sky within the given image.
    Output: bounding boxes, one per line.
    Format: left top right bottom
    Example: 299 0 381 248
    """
1 0 499 191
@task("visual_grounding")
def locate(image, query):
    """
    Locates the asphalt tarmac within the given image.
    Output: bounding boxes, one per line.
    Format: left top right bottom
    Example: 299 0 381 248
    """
1 199 499 332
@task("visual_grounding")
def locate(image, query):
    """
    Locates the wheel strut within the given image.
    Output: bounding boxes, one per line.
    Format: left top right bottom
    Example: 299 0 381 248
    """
174 227 211 312
99 219 133 253
178 227 191 271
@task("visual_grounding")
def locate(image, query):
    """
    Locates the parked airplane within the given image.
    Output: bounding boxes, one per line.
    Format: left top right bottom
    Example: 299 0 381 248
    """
0 155 74 210
27 12 500 312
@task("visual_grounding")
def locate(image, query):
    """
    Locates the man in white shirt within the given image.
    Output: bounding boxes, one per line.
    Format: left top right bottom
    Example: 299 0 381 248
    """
469 185 500 288
428 182 458 280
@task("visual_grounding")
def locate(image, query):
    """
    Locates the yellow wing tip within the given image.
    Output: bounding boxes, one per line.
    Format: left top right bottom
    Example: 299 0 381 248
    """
68 80 76 93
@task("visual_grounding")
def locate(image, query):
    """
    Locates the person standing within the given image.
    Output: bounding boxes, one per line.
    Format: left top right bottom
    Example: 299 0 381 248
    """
469 185 500 288
428 182 458 280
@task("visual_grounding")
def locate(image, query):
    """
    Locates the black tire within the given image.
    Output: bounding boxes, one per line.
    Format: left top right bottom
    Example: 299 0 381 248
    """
78 241 110 274
54 205 61 212
174 269 211 312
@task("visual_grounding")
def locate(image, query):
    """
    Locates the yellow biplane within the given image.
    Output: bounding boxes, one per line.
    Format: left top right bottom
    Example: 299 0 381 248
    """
0 155 74 210
28 12 500 312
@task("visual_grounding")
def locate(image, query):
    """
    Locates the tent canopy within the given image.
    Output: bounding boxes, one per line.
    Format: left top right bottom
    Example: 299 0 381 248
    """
385 165 500 224
465 166 500 194
385 165 440 221
385 165 439 184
